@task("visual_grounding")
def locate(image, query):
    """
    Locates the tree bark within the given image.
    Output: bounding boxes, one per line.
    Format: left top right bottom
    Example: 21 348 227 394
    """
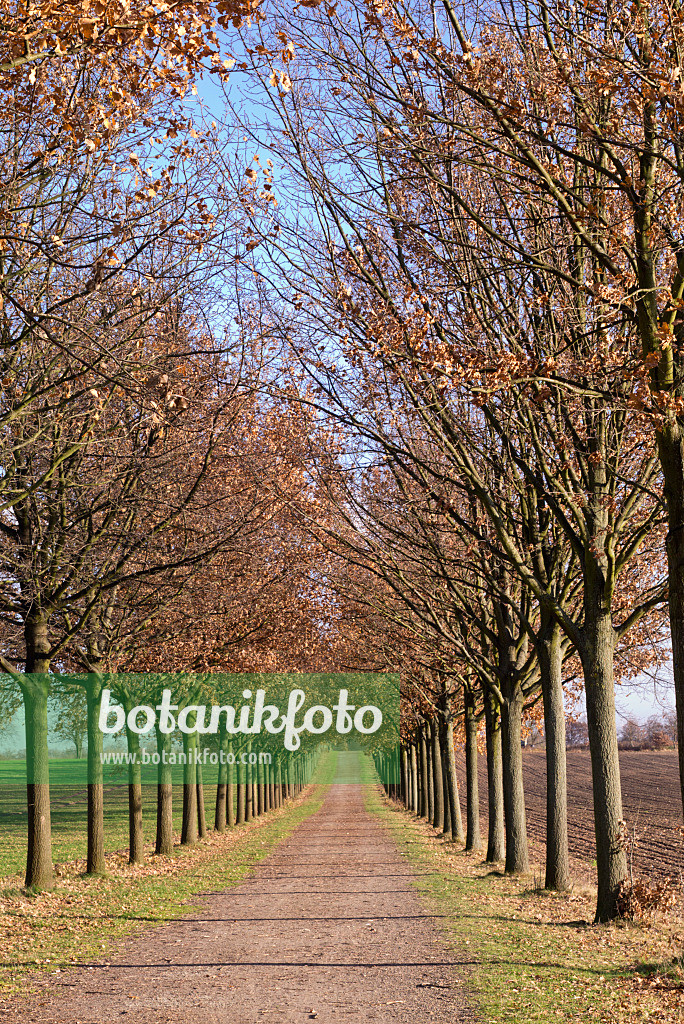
196 759 207 839
500 681 529 875
426 721 435 822
443 718 464 843
23 612 54 890
431 718 445 830
485 691 505 863
419 725 429 818
155 728 173 855
256 758 264 816
227 765 235 824
85 675 105 875
23 673 53 890
538 622 569 891
580 603 626 921
245 752 253 821
411 742 418 813
442 750 451 833
657 423 684 822
181 730 198 845
276 760 283 808
123 696 144 865
236 759 246 824
215 728 229 832
464 684 482 852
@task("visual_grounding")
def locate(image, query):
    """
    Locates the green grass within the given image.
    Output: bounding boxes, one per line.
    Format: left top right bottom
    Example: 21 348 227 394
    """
0 780 223 879
362 763 680 1024
0 751 337 996
0 757 295 878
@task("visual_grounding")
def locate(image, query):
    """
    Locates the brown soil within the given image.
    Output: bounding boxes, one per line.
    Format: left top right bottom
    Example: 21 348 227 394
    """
0 760 475 1023
470 748 684 881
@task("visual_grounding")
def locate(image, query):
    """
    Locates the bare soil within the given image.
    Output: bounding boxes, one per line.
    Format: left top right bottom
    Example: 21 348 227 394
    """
470 748 683 881
0 758 475 1023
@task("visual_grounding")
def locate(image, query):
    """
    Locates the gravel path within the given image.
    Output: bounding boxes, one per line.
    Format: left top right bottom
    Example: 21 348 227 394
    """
1 753 475 1023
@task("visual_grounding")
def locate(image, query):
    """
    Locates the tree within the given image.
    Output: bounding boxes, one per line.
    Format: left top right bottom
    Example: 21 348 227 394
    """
645 715 672 750
234 3 674 915
566 718 588 749
240 21 668 914
339 0 684 828
663 710 678 747
50 686 87 758
619 719 645 751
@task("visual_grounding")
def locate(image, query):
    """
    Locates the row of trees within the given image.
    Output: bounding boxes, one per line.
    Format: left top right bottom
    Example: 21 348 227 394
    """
568 712 678 750
4 0 684 929
619 713 677 751
0 0 361 889
215 0 684 922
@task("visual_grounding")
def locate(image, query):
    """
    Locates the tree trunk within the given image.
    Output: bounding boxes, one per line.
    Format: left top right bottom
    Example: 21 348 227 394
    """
215 728 229 832
464 685 482 852
426 721 435 822
196 759 207 839
485 691 505 863
227 769 235 823
215 783 227 831
431 718 444 830
236 760 246 824
403 746 410 808
22 673 53 890
500 682 529 875
443 718 464 843
419 725 429 818
276 760 282 808
181 730 198 845
411 743 418 813
442 751 451 833
580 604 626 922
657 424 684 822
245 751 253 821
538 622 569 891
155 728 173 855
256 758 263 816
85 676 105 875
123 696 144 865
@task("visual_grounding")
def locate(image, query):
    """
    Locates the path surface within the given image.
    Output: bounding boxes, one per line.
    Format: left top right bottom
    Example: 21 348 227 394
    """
1 754 474 1023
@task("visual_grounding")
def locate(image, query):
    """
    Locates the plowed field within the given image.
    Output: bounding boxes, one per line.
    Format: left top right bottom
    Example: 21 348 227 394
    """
472 749 684 880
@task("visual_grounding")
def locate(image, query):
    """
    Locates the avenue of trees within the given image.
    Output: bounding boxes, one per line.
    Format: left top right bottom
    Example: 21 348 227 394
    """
1 0 684 925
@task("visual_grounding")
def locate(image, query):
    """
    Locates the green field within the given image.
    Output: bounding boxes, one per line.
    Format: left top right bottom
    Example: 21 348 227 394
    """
0 758 248 880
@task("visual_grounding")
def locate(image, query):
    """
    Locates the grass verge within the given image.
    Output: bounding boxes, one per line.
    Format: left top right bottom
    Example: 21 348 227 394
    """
363 768 684 1024
0 751 336 998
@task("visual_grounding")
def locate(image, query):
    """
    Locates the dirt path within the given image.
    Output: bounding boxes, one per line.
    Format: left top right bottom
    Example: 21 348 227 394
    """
1 754 474 1023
